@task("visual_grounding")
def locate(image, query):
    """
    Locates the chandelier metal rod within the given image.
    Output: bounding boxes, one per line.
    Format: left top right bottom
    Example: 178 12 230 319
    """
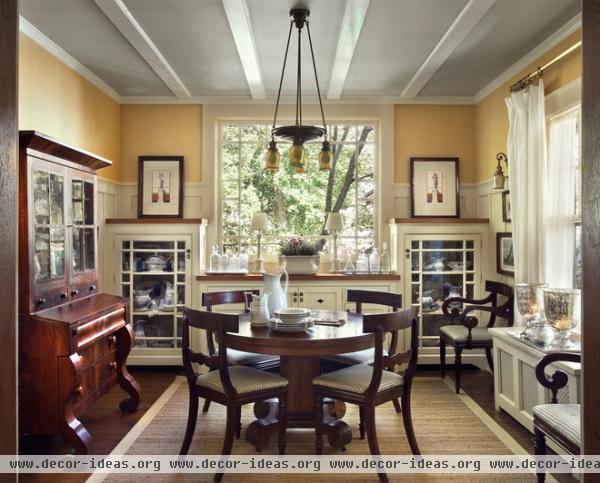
305 20 327 136
296 24 302 126
272 20 294 133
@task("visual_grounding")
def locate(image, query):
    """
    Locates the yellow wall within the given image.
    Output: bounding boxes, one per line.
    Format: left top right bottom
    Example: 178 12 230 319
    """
120 104 202 183
394 105 476 183
18 34 121 180
474 30 581 181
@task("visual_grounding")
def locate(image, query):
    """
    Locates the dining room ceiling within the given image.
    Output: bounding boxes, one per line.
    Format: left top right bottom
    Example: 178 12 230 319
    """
19 0 581 102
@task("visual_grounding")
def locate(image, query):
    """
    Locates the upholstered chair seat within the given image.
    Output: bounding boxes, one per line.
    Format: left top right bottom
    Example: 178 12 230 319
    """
439 325 492 343
197 366 288 395
534 403 581 447
313 364 404 394
325 348 388 366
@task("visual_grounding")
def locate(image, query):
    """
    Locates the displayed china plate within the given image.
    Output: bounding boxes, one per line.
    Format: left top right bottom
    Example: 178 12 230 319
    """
268 317 314 333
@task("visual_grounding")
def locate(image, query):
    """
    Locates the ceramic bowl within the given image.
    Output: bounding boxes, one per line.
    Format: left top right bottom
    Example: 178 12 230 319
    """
273 307 311 324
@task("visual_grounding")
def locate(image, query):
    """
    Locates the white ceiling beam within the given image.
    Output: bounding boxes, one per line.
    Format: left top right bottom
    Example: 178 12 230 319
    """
94 0 191 99
401 0 496 99
222 0 265 99
326 0 371 100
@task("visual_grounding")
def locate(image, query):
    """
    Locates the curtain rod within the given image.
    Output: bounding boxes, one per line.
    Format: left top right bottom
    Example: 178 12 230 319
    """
509 41 582 93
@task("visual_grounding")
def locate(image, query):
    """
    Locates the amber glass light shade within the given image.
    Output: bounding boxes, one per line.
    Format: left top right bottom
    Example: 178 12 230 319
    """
319 140 332 171
289 143 305 167
295 152 308 174
264 141 280 171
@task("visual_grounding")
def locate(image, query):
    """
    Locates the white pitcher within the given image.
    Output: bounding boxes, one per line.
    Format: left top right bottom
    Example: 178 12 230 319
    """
263 270 289 317
246 292 270 327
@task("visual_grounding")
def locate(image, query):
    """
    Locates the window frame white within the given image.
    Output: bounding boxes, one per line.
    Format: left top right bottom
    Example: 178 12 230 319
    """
215 119 381 261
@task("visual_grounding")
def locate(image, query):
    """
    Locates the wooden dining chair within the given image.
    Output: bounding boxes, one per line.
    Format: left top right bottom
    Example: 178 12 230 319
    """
533 352 581 483
202 290 280 413
313 308 419 483
321 290 404 413
440 281 514 394
180 308 288 482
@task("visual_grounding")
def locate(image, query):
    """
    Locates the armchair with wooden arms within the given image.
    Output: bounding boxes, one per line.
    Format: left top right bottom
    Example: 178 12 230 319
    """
440 280 514 394
533 352 581 483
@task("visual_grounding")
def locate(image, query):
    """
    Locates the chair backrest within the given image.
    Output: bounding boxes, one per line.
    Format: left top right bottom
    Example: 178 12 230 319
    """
347 289 403 354
181 307 241 398
483 281 514 328
535 352 581 403
361 307 419 397
201 289 259 355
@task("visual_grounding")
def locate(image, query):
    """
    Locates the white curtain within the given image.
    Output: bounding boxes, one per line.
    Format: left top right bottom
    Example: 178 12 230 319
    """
543 109 578 288
505 81 547 285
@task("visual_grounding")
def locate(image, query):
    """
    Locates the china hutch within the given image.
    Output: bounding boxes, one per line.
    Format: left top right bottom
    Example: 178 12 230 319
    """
389 218 491 364
18 131 140 454
104 220 207 365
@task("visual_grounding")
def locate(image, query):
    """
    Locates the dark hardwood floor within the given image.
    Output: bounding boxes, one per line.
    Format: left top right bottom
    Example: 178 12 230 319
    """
19 364 574 482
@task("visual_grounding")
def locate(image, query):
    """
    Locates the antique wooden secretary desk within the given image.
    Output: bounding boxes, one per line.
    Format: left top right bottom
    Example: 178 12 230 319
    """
18 131 140 454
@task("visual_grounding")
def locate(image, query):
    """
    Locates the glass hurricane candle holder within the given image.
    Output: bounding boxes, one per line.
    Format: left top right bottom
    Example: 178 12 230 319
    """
515 282 548 340
543 288 581 350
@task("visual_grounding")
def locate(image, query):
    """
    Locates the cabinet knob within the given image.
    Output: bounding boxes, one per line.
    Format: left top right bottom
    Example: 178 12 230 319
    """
317 298 324 304
108 361 117 370
60 293 67 300
36 298 46 307
75 386 83 396
71 289 79 297
89 285 96 293
293 298 297 303
299 298 304 303
108 335 117 346
299 292 304 297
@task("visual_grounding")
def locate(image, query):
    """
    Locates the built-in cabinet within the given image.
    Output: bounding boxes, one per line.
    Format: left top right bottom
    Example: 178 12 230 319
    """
389 218 491 364
104 220 207 365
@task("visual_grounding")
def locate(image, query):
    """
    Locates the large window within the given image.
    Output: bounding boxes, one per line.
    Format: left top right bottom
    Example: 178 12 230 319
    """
220 122 376 256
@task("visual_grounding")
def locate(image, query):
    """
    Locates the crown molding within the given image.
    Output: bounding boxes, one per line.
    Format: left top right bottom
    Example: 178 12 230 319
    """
474 13 582 103
19 16 122 103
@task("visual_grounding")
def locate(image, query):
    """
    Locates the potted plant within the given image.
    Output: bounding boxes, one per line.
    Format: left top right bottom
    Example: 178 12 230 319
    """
279 236 321 274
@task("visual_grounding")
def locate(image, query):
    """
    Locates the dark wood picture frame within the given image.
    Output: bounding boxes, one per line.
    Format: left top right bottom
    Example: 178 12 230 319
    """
410 157 460 218
502 190 511 223
496 232 514 276
137 156 184 218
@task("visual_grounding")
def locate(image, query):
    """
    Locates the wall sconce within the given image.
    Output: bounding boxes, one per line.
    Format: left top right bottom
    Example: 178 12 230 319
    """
493 152 508 190
250 212 269 273
325 212 344 272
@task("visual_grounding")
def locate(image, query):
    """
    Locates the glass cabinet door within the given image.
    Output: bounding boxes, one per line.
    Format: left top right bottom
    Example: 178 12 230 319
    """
71 179 95 275
407 236 479 349
32 169 65 282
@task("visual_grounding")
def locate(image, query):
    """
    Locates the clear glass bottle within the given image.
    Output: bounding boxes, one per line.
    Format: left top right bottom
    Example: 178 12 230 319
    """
380 242 391 273
369 247 380 273
356 250 369 272
229 252 239 272
343 249 355 273
219 250 229 272
209 245 220 272
239 246 249 272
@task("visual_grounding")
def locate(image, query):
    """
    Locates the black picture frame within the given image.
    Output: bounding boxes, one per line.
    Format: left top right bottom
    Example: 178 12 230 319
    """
496 232 514 276
137 156 184 218
502 190 511 223
410 157 460 218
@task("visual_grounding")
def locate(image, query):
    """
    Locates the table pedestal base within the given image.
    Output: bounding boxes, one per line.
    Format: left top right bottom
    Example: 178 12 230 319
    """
245 398 352 452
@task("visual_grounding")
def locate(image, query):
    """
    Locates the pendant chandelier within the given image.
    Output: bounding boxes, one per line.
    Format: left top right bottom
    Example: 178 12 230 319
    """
264 8 331 173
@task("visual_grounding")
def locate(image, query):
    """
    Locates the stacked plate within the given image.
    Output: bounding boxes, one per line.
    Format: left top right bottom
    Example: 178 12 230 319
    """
269 308 314 333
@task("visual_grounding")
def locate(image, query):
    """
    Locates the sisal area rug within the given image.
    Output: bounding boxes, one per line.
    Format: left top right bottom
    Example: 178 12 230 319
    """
98 377 532 483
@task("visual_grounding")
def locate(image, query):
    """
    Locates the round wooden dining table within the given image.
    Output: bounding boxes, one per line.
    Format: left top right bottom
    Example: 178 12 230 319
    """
228 309 374 451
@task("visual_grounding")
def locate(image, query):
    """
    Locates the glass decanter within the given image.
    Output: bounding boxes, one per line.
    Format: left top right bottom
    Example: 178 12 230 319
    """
209 245 220 272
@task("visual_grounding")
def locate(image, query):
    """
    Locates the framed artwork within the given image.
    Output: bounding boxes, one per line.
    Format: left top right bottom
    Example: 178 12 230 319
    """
502 190 511 223
137 156 184 218
410 157 460 218
496 232 514 276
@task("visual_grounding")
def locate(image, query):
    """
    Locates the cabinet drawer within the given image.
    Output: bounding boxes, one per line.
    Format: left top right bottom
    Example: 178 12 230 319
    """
77 306 126 349
77 334 118 369
73 351 118 413
294 288 341 310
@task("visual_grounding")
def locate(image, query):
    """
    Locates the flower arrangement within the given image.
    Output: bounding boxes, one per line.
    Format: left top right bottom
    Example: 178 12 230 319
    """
280 236 320 256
